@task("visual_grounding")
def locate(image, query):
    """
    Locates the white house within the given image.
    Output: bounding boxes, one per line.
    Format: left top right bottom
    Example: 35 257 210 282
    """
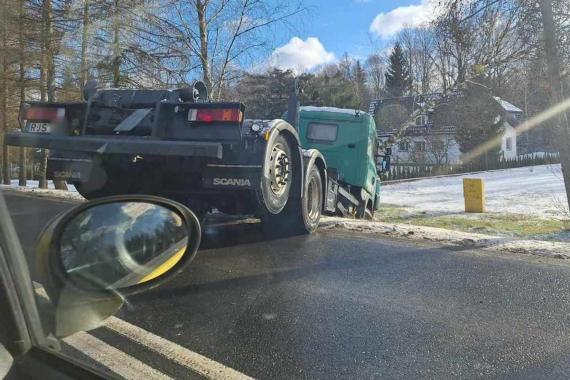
375 95 523 165
495 97 522 160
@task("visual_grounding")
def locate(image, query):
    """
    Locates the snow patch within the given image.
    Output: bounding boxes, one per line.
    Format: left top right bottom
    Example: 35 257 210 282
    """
382 164 568 218
321 217 570 259
0 180 84 201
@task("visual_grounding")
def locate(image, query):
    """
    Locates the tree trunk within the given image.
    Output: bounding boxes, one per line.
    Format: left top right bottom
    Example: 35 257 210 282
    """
0 0 9 184
112 0 120 87
540 0 570 213
38 0 51 189
80 0 90 91
18 0 26 187
196 1 212 92
46 0 55 103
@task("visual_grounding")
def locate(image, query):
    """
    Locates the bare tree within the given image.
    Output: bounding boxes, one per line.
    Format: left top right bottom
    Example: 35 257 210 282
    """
365 53 386 100
424 131 454 165
398 27 436 94
407 138 428 165
540 0 570 212
18 0 27 187
431 0 534 93
0 0 9 184
156 0 304 99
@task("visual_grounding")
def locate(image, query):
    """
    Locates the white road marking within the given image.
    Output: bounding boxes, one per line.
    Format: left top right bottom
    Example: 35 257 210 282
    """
65 332 172 380
105 316 253 380
33 283 253 380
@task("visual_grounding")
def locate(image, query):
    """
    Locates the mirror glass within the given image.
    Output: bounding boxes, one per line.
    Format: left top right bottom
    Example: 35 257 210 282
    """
59 202 189 290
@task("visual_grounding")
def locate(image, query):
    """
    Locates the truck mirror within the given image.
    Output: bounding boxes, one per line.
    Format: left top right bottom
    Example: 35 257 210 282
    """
36 195 201 337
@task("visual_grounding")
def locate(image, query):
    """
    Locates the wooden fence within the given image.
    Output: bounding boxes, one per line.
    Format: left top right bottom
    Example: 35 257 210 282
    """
380 153 561 181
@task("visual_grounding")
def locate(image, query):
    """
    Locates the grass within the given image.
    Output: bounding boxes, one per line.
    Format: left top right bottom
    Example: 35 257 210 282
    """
374 204 570 239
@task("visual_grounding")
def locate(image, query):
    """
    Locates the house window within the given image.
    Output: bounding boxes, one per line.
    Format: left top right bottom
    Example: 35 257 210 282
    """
399 140 410 152
432 140 444 152
307 123 338 143
506 137 512 151
415 141 426 152
415 115 428 126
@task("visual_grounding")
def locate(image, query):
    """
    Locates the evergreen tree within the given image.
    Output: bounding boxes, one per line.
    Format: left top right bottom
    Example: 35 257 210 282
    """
385 43 412 97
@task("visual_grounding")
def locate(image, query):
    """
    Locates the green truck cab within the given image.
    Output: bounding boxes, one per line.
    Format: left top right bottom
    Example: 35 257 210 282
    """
296 106 383 217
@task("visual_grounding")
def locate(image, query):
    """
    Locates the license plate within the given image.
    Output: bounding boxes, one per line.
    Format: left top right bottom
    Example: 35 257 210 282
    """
26 122 51 133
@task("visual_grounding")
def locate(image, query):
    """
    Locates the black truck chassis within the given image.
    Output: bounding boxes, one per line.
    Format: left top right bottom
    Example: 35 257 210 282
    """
6 87 338 234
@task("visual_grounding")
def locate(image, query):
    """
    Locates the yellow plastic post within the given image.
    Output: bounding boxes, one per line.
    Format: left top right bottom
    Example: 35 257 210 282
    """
463 178 485 213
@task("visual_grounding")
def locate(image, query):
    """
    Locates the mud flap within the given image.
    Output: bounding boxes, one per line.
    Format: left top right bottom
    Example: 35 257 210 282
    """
47 155 95 182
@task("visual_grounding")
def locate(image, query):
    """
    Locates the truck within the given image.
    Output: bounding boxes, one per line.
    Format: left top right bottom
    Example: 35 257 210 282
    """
295 106 383 220
6 81 390 235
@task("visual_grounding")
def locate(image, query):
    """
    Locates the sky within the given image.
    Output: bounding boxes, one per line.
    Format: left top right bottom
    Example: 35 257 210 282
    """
267 0 437 73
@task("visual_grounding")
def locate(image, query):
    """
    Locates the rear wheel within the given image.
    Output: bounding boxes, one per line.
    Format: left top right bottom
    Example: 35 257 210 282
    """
260 134 292 214
73 168 132 200
261 165 322 236
356 199 374 220
300 166 323 232
74 179 128 200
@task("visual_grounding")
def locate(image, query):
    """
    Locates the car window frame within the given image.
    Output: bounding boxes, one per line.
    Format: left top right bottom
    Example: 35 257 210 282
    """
0 193 110 378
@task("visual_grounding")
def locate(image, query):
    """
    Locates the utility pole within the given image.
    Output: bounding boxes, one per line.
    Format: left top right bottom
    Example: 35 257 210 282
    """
540 0 570 212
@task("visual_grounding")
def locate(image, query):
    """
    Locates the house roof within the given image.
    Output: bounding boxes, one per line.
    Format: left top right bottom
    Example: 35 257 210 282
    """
494 97 523 113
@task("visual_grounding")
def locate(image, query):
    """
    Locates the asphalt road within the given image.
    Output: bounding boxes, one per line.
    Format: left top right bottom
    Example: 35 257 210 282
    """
5 189 570 379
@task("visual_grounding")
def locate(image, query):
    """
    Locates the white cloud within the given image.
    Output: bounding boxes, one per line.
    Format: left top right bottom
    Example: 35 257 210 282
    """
369 0 436 38
268 37 335 73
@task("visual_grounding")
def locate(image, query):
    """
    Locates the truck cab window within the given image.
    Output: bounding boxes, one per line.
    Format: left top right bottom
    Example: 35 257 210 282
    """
307 123 338 143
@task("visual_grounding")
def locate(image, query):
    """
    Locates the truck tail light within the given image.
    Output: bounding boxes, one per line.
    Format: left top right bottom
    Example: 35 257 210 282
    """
188 108 243 123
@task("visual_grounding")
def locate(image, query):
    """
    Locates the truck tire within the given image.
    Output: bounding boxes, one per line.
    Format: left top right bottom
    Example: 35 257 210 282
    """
299 165 323 233
356 199 374 220
73 169 131 200
261 165 322 236
261 134 293 214
74 179 127 200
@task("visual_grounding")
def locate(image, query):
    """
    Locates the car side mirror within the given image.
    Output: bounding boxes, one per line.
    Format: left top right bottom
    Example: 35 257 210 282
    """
36 195 201 338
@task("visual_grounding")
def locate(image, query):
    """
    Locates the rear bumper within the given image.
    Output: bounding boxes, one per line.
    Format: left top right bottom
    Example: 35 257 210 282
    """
6 132 223 159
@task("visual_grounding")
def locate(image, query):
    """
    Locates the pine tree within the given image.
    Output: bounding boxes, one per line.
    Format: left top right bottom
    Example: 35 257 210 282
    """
385 43 412 97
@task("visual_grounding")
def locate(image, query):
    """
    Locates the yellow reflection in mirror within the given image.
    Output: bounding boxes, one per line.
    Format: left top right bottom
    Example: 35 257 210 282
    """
136 245 187 284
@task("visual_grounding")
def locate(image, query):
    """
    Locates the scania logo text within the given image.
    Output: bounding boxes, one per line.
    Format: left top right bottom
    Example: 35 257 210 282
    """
212 177 251 186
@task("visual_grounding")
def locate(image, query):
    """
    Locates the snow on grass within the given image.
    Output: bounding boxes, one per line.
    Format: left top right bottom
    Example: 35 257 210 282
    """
321 217 570 260
382 164 568 218
0 180 84 201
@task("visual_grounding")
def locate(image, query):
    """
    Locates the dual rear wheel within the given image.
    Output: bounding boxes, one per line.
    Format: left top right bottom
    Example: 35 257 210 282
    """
260 135 323 236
